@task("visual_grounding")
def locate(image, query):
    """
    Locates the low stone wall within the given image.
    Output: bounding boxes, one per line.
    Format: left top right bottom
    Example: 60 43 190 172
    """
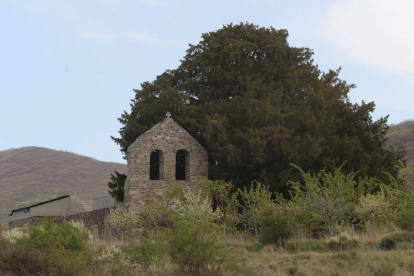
9 208 115 239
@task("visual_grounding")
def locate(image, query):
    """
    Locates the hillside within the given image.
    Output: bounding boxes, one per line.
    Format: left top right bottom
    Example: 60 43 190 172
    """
0 147 126 226
386 119 414 183
387 120 414 165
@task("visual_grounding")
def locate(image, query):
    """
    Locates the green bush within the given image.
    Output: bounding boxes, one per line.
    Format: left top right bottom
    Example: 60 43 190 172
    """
327 234 359 251
140 203 174 233
258 203 295 248
123 237 164 269
0 242 93 276
165 219 227 276
394 209 414 231
378 231 414 250
0 220 95 276
21 219 92 251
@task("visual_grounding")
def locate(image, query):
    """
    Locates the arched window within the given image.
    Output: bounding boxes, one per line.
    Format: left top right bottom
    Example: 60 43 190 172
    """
176 149 189 180
150 150 163 180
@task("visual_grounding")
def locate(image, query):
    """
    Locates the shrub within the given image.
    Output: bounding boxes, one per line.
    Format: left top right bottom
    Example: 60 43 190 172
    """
166 219 227 276
22 219 92 251
378 231 414 250
327 234 359 251
0 242 93 276
160 186 229 275
394 208 414 231
170 187 222 221
355 192 390 229
258 203 295 248
106 204 139 235
1 227 29 243
0 220 95 276
123 237 164 269
140 203 174 233
289 165 359 236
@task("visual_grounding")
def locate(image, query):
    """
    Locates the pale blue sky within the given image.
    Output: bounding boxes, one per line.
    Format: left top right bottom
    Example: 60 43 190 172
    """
1 0 413 164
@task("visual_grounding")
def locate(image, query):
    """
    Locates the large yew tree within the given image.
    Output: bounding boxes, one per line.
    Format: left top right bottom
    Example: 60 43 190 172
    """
112 23 404 193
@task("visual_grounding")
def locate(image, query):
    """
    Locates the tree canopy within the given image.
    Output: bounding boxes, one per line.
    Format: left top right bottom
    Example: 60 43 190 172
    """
108 170 127 202
112 23 404 194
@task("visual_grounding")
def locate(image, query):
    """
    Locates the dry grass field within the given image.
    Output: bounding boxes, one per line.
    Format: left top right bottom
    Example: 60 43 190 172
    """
52 230 414 276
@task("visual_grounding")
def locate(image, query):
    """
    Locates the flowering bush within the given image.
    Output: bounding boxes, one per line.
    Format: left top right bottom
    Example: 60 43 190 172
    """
69 220 94 243
26 219 92 251
355 192 390 228
1 227 29 244
170 187 222 221
95 244 123 262
106 204 139 234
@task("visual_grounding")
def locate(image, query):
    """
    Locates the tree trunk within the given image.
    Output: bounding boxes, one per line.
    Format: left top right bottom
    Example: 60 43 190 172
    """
223 222 227 247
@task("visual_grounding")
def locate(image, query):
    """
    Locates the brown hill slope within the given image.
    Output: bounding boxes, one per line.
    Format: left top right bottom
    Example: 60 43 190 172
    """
0 147 126 225
386 120 414 186
387 120 414 167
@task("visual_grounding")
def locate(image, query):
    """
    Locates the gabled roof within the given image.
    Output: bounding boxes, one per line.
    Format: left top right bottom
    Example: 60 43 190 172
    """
128 117 206 150
10 195 70 215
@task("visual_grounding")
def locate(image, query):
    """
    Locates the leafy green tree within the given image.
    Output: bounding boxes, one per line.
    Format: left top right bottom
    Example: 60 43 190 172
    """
383 171 414 231
20 219 92 252
108 170 127 202
198 179 240 246
112 22 404 193
239 181 273 236
257 202 295 248
289 165 360 236
355 191 391 229
159 183 227 275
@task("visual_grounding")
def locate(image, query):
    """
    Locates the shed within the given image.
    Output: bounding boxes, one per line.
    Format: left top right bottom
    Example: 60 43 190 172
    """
9 195 71 221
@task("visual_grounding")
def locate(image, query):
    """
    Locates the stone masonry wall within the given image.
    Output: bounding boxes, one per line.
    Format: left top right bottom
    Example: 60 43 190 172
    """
126 117 208 206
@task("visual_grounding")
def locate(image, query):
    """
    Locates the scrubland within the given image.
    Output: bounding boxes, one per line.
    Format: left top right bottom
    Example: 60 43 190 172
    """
2 223 414 276
2 171 414 276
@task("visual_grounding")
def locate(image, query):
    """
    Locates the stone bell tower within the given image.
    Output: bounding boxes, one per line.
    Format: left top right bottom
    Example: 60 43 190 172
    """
125 113 208 206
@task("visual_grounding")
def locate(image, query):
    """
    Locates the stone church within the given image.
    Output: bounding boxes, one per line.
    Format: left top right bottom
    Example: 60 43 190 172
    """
9 113 207 232
125 113 208 206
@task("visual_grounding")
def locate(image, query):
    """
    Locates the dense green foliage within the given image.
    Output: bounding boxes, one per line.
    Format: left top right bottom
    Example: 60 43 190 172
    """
0 220 94 276
165 220 226 276
123 238 164 269
108 170 127 202
21 219 91 251
0 242 93 276
4 176 414 275
378 231 414 250
257 203 295 247
289 165 361 235
112 22 404 193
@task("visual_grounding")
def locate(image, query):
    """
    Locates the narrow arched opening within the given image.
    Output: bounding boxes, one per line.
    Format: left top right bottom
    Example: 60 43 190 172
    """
150 150 163 180
176 149 190 180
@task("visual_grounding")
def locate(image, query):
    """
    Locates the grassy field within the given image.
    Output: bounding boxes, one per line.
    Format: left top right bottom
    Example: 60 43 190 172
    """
2 220 414 276
221 234 414 276
87 231 414 276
